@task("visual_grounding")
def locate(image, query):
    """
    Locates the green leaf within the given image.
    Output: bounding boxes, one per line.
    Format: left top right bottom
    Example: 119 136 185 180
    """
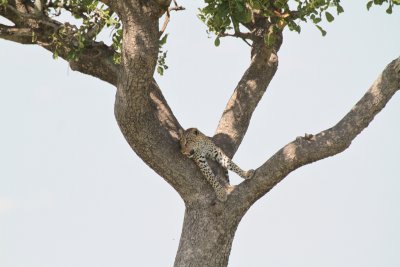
312 17 322 24
52 51 59 60
373 0 385 5
112 53 121 65
325 12 334 22
336 5 344 14
288 21 301 33
386 5 393 14
316 25 327 36
157 66 164 76
366 1 373 10
214 37 221 47
250 0 262 9
160 34 168 46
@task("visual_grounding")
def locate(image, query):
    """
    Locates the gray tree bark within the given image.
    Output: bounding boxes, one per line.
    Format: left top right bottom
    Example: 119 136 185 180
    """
1 1 400 267
174 207 241 267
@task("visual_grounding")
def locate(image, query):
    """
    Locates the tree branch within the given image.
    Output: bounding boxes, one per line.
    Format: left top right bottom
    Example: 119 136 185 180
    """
0 24 34 43
213 40 281 157
231 56 400 210
115 77 215 203
159 4 185 38
0 4 119 86
64 43 118 86
113 7 213 204
0 4 23 24
218 30 254 40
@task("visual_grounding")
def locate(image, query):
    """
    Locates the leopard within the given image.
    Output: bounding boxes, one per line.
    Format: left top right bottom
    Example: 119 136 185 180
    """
179 127 255 202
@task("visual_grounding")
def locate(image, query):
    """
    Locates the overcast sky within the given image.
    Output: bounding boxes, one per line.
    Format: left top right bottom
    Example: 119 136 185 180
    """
1 2 400 267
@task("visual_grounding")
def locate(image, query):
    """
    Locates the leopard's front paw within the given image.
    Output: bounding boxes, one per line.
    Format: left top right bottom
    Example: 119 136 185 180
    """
245 169 255 179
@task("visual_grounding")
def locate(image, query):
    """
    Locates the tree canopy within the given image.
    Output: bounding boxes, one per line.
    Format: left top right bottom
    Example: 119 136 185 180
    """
1 0 399 75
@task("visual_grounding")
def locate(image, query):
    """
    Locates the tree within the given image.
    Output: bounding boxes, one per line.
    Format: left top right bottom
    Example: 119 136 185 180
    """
1 0 399 266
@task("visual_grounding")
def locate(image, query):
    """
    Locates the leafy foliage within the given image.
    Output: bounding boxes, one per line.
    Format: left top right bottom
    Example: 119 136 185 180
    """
3 0 397 73
157 34 169 75
198 0 345 45
43 0 168 74
198 0 398 46
0 0 177 75
367 0 400 13
43 0 122 62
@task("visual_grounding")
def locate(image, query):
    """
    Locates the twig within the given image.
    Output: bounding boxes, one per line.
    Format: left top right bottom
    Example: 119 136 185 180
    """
4 4 42 19
218 30 254 46
158 4 185 38
219 31 254 40
242 38 252 47
159 11 170 38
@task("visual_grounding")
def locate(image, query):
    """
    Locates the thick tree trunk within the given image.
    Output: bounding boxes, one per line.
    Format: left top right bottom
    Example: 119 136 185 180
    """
113 6 247 266
174 206 242 267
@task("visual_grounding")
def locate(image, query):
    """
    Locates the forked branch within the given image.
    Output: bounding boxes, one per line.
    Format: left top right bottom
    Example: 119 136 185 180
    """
231 57 400 210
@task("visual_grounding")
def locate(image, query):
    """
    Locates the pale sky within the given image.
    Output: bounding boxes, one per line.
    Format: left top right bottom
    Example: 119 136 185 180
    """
1 2 400 267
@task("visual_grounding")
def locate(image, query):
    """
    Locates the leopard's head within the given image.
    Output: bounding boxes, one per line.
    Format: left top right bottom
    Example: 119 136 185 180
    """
179 128 200 158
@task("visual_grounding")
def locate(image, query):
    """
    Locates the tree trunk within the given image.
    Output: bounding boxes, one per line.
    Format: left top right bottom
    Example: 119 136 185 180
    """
174 205 242 267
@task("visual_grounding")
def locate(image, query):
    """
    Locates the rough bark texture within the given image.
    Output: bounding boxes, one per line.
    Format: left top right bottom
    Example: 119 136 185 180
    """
214 43 279 157
174 207 241 267
1 1 400 267
213 26 283 157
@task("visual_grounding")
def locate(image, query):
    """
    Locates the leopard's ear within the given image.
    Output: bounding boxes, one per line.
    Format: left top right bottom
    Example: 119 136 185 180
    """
178 128 184 140
193 129 199 135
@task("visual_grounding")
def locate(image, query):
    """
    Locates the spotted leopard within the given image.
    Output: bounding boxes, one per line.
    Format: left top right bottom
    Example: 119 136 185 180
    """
179 128 255 201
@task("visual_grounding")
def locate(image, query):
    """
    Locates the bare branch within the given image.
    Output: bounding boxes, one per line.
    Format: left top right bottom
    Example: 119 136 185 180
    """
0 24 34 43
219 30 254 40
63 43 118 86
158 3 185 38
213 40 280 157
218 30 254 46
0 4 23 24
231 57 400 209
41 22 118 85
3 4 41 19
